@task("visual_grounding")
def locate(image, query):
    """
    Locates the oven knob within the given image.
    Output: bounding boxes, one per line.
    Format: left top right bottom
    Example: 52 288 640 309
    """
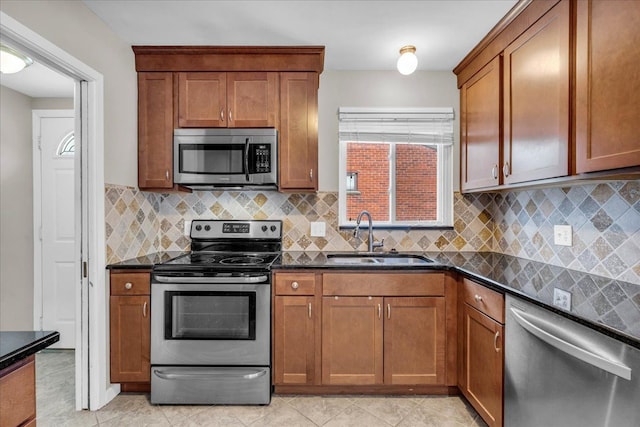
270 225 277 232
195 225 202 231
204 225 211 231
261 225 268 232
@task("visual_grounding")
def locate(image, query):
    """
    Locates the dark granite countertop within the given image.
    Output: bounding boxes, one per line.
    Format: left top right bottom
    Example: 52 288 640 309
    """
106 252 186 270
107 250 640 349
0 331 60 370
276 251 640 348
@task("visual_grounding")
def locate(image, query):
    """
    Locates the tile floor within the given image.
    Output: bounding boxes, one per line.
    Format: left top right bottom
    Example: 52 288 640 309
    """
36 350 487 426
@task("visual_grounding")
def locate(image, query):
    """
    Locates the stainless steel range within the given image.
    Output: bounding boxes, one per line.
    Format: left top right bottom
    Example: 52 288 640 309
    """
150 219 281 405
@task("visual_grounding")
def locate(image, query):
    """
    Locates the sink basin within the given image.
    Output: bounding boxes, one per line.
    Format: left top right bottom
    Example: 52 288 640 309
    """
326 253 433 265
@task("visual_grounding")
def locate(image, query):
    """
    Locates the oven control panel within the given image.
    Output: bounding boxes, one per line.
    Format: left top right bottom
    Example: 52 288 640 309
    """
191 220 282 239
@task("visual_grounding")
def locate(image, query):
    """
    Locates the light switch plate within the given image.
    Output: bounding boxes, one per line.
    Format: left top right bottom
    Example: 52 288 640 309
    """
310 221 326 237
184 220 192 236
553 224 573 246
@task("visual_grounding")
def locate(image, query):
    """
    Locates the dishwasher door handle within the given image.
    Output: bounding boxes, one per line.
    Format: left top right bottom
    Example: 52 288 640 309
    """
510 307 632 380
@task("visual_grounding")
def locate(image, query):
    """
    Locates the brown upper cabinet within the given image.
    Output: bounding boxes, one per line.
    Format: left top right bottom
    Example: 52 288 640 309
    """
455 0 639 192
133 46 324 192
178 72 278 128
575 0 640 173
502 0 570 185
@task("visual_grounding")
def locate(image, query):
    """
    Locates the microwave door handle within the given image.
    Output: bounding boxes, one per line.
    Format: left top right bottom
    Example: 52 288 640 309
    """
244 138 250 182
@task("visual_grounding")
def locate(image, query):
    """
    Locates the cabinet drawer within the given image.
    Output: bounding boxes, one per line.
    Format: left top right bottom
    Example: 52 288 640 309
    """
111 271 150 296
323 273 444 296
463 278 504 323
274 273 316 295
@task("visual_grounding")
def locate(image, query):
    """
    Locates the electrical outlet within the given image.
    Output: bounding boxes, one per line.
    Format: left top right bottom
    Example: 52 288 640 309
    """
310 221 326 237
553 225 573 246
184 220 192 236
553 288 572 310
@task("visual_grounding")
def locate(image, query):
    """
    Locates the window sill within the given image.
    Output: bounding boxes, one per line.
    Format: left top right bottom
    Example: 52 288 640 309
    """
339 225 454 231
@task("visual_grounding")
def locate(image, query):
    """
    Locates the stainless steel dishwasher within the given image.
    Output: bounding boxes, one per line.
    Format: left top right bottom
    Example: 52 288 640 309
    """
504 294 640 427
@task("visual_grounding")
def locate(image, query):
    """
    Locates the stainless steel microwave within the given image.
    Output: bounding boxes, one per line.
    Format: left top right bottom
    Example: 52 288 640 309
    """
173 128 277 190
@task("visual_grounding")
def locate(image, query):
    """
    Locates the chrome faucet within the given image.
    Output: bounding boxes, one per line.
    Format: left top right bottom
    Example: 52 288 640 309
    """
354 210 384 252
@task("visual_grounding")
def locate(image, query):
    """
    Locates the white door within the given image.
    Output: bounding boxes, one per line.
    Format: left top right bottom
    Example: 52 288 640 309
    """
35 112 76 348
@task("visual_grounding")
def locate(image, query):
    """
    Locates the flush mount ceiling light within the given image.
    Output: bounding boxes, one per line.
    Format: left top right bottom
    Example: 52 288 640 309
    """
0 44 34 74
397 45 418 75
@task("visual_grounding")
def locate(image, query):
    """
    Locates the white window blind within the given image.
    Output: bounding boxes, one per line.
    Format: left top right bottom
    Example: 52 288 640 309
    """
338 107 454 145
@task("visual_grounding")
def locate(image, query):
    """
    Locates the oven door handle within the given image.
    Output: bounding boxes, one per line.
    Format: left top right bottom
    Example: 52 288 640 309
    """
153 368 268 381
154 275 268 284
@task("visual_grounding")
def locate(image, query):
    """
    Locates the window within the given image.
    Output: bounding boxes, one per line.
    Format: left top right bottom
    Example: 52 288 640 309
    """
56 131 75 156
338 108 454 228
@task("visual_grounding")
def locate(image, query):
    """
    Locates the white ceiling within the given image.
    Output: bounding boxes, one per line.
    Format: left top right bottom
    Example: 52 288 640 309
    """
1 0 518 98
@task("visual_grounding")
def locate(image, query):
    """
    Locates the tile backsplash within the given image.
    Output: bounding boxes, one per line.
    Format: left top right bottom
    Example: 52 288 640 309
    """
105 180 640 285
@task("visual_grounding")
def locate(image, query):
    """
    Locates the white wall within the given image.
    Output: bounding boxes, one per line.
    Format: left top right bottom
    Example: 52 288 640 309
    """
317 70 460 191
0 0 138 187
0 86 34 330
0 86 74 331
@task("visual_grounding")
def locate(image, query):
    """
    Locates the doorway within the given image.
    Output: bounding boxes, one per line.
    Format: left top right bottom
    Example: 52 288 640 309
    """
33 110 76 349
1 11 109 410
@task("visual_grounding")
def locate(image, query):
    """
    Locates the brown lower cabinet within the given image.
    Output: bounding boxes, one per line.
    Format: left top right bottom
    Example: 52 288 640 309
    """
459 278 505 427
322 296 445 386
109 270 151 391
0 355 36 427
273 270 450 393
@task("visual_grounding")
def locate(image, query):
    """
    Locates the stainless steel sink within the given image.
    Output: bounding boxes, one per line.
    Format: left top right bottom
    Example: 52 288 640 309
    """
325 253 433 265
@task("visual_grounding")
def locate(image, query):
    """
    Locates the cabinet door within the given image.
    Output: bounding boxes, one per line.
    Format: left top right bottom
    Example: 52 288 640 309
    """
461 304 504 427
138 72 174 189
279 72 319 191
384 297 446 385
178 72 227 127
227 72 278 128
503 0 570 184
110 295 150 383
273 296 317 385
576 0 640 172
322 296 383 385
461 56 502 191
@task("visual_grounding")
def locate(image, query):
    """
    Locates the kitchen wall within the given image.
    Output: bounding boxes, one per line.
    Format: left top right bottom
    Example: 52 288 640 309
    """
105 179 640 286
0 85 75 330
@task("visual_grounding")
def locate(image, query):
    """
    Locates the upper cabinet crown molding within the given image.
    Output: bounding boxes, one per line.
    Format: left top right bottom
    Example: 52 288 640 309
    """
132 46 325 73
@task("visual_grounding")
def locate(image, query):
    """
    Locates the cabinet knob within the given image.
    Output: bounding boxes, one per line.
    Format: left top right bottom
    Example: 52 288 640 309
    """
125 282 133 290
291 281 299 289
474 294 483 303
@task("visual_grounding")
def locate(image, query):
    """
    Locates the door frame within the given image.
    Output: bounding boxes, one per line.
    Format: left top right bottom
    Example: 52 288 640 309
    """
32 109 75 339
1 11 113 410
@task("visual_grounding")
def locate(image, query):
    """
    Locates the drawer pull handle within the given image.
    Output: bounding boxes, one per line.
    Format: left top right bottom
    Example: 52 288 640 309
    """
503 162 510 178
125 282 133 290
387 303 391 319
378 304 381 319
494 331 500 352
143 301 148 318
491 165 498 180
474 294 483 303
308 302 312 319
220 108 224 122
291 281 299 290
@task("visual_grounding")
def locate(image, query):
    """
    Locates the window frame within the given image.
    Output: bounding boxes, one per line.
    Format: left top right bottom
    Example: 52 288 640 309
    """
338 111 454 229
